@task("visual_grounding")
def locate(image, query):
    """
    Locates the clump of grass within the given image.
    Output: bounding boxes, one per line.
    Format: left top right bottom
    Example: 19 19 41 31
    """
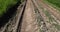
0 0 22 17
43 10 53 22
53 24 60 30
43 9 58 24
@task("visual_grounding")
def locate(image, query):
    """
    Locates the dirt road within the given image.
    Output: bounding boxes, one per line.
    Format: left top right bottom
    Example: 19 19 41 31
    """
0 0 60 32
20 0 60 32
20 0 38 32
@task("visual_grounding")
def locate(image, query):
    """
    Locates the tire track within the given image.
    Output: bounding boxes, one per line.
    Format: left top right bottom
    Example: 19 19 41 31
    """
31 0 49 32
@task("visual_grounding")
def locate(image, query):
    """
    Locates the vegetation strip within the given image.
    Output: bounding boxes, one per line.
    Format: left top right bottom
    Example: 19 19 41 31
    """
45 0 60 8
44 0 60 11
0 0 24 16
0 1 26 32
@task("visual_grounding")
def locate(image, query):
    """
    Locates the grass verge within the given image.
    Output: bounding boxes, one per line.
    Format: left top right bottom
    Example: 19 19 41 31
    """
43 0 60 11
0 0 22 17
45 0 60 8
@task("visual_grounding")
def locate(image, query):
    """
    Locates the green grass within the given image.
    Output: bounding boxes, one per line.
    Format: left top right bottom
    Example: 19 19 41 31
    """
45 0 60 8
44 0 60 11
0 0 22 17
44 0 60 12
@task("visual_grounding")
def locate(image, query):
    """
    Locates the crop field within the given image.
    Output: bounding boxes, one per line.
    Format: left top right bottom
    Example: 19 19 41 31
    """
45 0 60 8
0 0 21 16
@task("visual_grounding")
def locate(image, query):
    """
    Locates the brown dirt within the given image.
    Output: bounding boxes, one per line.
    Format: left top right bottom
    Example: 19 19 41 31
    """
20 0 38 32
